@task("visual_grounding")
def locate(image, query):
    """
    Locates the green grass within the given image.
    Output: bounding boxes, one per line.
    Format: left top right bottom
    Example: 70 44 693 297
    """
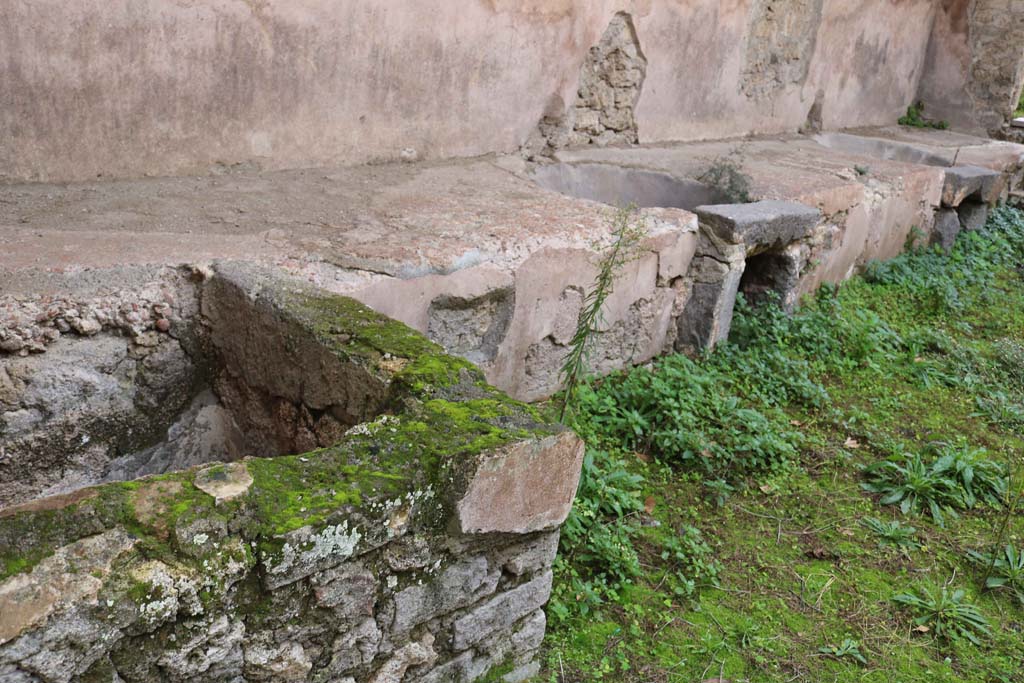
542 206 1024 682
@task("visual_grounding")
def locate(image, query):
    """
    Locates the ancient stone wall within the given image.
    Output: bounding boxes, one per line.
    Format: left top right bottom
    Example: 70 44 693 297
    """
918 0 1024 134
0 266 584 683
967 0 1024 133
528 13 647 155
0 0 940 183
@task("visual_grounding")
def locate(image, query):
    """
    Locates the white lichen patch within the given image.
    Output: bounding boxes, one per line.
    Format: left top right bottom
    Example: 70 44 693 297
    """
140 594 178 624
131 561 184 625
344 414 399 437
268 521 363 578
370 486 436 539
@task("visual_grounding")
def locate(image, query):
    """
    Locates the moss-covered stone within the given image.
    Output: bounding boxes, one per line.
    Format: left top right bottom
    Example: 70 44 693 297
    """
0 268 575 683
0 268 562 586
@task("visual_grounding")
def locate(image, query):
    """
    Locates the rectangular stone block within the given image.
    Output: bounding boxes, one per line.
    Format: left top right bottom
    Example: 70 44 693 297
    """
930 208 961 254
392 555 499 634
695 200 821 250
456 432 583 535
451 571 553 651
411 652 475 683
941 165 1000 207
499 532 560 576
310 562 376 618
675 257 745 352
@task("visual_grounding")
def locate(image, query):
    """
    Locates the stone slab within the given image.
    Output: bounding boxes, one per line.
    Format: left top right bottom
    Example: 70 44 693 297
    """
941 165 1001 207
4 131 1019 399
0 158 698 402
695 200 821 249
554 134 947 218
0 162 608 275
675 259 745 352
815 126 1024 174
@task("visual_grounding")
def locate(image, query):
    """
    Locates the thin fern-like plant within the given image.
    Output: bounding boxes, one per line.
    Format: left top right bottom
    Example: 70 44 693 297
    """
560 206 646 421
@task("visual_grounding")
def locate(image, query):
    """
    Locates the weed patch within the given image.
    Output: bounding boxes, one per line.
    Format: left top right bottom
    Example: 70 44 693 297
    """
546 206 1024 681
898 102 949 129
893 584 991 645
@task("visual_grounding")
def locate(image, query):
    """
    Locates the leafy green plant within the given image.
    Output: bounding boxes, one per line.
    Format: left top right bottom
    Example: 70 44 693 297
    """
893 584 991 644
698 155 753 203
549 446 644 621
968 545 1024 605
729 286 902 379
860 442 1005 526
898 102 949 129
545 206 1024 680
971 453 1024 606
991 338 1024 391
573 352 801 479
818 639 868 665
559 205 645 421
861 452 963 527
659 525 719 598
860 517 920 551
927 442 1007 508
973 391 1024 429
703 478 735 508
861 207 1024 320
726 616 777 659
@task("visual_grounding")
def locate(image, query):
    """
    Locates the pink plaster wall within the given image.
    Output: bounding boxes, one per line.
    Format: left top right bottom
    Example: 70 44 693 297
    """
917 0 1024 135
1 0 941 183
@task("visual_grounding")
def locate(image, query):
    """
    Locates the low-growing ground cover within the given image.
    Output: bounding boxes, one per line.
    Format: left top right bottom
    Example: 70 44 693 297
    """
542 206 1024 682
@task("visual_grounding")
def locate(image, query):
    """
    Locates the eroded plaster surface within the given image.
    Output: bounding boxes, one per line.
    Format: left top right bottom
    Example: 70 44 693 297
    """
0 0 947 183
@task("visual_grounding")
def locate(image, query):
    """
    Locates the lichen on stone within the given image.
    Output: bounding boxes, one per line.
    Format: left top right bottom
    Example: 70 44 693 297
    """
0 270 573 683
266 520 363 578
0 277 556 583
